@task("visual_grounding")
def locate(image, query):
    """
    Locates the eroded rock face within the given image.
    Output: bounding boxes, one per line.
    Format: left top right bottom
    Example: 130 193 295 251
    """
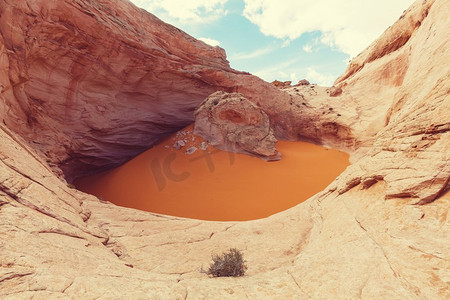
335 0 435 84
194 91 280 160
0 0 233 180
295 79 310 86
276 0 449 204
0 0 361 182
271 80 292 88
0 0 449 298
331 0 449 203
328 86 342 97
0 0 295 181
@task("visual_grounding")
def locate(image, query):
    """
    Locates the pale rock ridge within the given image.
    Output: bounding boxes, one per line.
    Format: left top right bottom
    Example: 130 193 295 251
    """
194 91 281 161
336 0 435 84
275 84 356 149
330 0 450 203
271 0 449 204
1 122 449 298
0 0 449 298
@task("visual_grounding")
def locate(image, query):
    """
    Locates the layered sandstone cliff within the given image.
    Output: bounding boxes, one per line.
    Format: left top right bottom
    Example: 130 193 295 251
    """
0 0 449 299
0 0 289 181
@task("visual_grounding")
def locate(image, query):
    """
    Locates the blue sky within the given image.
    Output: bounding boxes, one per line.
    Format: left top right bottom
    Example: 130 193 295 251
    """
130 0 415 86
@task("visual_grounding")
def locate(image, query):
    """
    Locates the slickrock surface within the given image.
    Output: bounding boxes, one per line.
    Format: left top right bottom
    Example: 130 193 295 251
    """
0 0 449 299
194 91 280 160
332 0 449 204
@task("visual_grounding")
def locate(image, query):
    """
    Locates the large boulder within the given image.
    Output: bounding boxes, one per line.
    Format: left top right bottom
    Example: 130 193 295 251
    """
194 91 280 161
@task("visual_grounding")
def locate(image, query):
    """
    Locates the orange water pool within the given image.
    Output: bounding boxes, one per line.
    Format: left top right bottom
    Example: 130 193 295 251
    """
76 125 350 221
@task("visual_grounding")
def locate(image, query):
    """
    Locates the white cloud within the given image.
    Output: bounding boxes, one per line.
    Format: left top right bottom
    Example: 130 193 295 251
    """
302 37 321 53
290 72 299 84
198 37 221 47
130 0 229 24
243 0 415 58
302 45 313 53
281 39 291 48
306 68 335 86
229 45 275 61
251 57 303 81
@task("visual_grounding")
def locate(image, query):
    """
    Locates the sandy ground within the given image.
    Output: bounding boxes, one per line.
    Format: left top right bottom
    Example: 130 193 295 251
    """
76 125 349 221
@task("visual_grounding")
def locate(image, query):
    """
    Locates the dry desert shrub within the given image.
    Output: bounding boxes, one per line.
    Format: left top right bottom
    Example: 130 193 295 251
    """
204 248 247 277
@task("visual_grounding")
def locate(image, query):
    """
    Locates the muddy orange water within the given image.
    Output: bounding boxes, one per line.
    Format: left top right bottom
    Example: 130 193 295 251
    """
76 125 350 221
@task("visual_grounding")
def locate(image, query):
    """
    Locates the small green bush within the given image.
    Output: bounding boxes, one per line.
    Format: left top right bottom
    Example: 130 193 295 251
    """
206 248 247 277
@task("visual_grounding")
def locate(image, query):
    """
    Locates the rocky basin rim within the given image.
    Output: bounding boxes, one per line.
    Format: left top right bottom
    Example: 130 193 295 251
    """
0 0 449 298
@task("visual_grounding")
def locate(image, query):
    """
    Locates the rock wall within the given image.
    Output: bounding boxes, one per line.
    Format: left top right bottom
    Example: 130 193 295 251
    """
332 0 449 203
0 0 294 181
0 0 233 180
1 0 357 182
272 0 449 203
0 0 449 298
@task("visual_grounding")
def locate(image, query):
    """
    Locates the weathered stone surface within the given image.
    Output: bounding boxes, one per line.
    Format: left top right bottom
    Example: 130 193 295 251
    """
276 84 356 150
271 80 292 88
329 86 342 97
295 79 310 86
0 0 294 181
1 0 360 182
0 0 449 299
194 91 280 160
331 0 450 204
1 123 448 298
280 0 449 204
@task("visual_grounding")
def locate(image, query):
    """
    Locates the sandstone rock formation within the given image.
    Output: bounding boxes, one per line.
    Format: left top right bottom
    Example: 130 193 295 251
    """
296 79 310 86
194 91 280 161
0 0 361 182
0 0 449 299
271 80 292 88
332 0 449 204
0 0 294 181
328 86 343 97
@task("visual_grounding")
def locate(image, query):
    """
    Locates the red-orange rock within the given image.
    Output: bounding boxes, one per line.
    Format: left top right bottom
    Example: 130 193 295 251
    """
271 80 292 88
0 0 293 181
0 1 360 182
194 91 281 160
296 79 310 86
329 86 343 97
